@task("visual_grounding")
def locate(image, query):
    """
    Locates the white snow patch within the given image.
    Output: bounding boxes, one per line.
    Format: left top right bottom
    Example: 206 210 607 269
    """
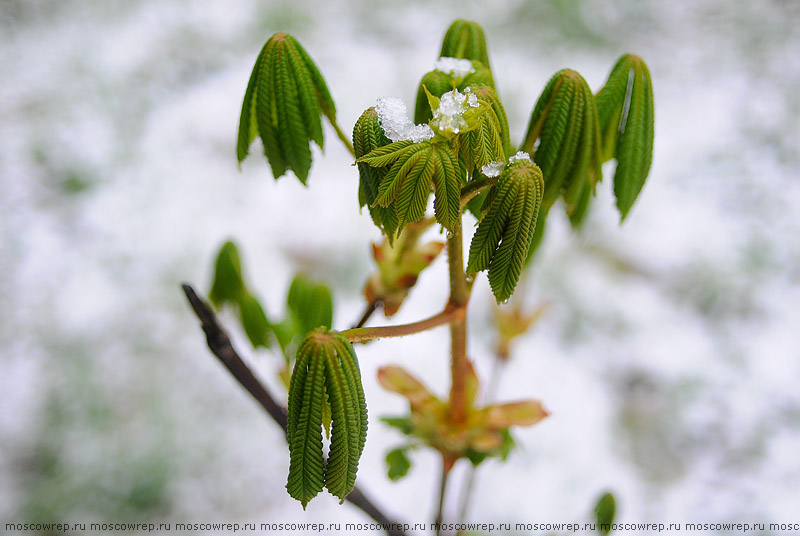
375 96 433 143
431 88 480 135
481 160 505 177
434 56 475 78
509 150 532 163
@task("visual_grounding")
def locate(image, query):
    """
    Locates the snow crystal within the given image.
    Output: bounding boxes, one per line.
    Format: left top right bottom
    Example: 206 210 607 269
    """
405 124 435 143
481 160 505 177
431 88 480 135
465 88 479 108
509 151 532 163
375 97 434 143
434 57 475 78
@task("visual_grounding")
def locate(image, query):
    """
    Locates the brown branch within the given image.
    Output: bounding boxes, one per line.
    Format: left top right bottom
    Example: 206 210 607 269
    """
341 304 466 344
181 284 406 536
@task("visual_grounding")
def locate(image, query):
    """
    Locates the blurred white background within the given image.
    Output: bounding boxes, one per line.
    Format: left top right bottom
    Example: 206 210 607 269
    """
2 0 799 534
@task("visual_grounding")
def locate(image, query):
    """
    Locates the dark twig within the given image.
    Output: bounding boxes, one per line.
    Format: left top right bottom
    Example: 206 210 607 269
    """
182 284 287 430
352 300 380 329
181 284 407 536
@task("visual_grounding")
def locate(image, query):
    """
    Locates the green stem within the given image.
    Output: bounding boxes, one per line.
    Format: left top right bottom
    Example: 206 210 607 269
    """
447 217 469 424
330 117 356 157
341 305 465 343
460 175 498 209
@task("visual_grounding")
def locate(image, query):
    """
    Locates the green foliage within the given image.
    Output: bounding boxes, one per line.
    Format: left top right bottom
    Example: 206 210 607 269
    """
380 416 413 435
413 62 494 125
286 329 367 507
208 241 246 307
223 18 656 514
465 430 515 466
440 19 492 70
458 97 505 174
237 33 337 184
358 140 464 236
469 85 514 158
467 159 544 302
287 274 333 337
385 447 412 481
353 107 398 238
237 293 271 348
273 273 334 358
521 69 603 217
595 492 616 535
595 55 655 220
208 241 272 349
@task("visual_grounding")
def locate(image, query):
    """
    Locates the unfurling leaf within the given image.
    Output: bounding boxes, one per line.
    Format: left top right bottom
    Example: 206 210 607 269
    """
414 61 494 125
468 85 513 158
467 159 544 302
286 274 333 338
521 69 603 216
595 55 655 220
208 241 272 349
358 141 464 235
287 329 368 507
459 97 505 174
485 400 549 428
208 241 246 307
238 293 271 348
595 492 616 535
439 19 492 72
364 221 445 317
353 107 397 237
377 366 439 414
386 447 412 481
237 33 337 183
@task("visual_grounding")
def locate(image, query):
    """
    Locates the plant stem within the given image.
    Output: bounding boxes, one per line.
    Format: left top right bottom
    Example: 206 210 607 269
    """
434 455 455 536
352 300 380 329
331 117 356 157
447 217 469 424
460 175 499 209
341 305 465 343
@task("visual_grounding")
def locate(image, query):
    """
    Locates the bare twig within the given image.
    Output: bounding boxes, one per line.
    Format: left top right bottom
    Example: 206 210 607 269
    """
434 456 455 536
352 300 380 329
182 283 406 536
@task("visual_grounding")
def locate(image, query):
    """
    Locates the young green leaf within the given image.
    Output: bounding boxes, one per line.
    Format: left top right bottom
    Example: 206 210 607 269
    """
208 241 246 307
469 85 513 158
353 107 397 238
524 212 546 266
359 141 464 235
595 55 655 220
386 447 412 481
207 241 273 349
521 69 603 214
238 293 271 349
595 492 616 535
459 100 505 173
287 274 333 338
286 333 326 508
439 19 492 71
286 329 368 507
380 416 413 435
237 33 339 184
467 159 544 302
414 61 494 125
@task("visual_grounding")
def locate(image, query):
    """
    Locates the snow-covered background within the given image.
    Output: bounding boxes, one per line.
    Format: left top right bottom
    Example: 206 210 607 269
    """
2 0 799 533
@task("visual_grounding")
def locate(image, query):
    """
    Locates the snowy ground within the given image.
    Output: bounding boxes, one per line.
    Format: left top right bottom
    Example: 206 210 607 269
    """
2 1 799 534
